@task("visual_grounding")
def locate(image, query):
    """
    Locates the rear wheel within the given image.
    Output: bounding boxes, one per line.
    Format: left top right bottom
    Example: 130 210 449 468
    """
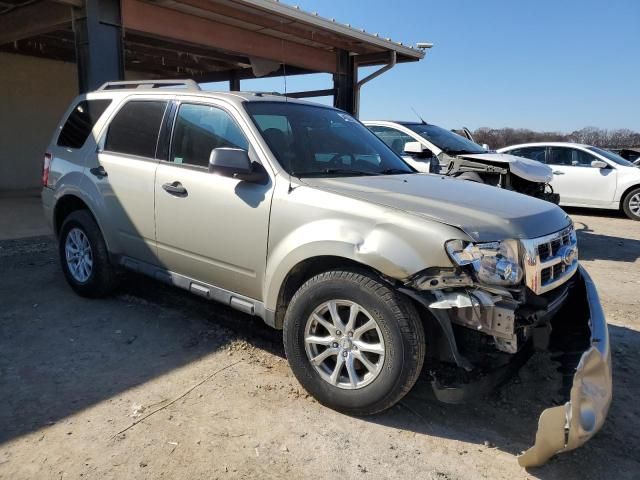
283 269 425 416
622 187 640 220
59 210 117 297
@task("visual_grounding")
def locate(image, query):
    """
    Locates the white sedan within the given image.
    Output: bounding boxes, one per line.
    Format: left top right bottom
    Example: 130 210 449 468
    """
498 142 640 220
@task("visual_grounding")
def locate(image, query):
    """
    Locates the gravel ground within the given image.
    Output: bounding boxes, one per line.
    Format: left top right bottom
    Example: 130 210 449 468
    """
0 208 638 479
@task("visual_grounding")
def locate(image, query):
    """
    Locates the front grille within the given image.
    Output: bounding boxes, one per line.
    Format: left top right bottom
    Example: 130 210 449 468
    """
521 225 578 295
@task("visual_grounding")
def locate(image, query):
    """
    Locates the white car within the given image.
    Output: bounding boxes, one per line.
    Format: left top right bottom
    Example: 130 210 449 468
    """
365 121 558 203
498 142 640 220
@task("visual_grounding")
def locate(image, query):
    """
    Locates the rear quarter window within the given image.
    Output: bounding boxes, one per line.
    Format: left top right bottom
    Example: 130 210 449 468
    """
105 101 167 158
57 99 112 149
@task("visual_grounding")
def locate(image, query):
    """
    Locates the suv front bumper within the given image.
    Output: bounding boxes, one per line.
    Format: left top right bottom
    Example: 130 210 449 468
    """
518 265 612 467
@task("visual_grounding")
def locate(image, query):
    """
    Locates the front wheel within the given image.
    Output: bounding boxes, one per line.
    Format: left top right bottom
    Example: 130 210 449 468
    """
283 270 425 416
622 187 640 220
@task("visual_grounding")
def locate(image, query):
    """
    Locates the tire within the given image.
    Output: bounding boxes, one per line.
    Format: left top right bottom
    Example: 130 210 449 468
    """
622 187 640 220
283 269 425 416
58 210 117 297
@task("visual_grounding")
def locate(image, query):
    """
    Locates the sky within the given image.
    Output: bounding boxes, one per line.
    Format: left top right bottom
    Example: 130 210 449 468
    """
208 0 640 132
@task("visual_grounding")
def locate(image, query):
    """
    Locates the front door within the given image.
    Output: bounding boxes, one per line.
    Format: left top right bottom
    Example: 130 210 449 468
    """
154 101 273 300
89 99 168 264
547 147 617 206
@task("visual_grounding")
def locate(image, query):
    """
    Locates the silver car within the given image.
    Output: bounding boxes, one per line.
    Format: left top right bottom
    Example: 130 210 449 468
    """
42 80 611 466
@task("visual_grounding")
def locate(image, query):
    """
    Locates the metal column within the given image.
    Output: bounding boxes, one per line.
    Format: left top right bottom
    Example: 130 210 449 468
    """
74 0 124 93
333 49 356 115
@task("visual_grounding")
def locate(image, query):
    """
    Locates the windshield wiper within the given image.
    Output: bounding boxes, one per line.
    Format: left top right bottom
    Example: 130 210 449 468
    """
446 149 485 155
296 168 381 177
379 168 411 175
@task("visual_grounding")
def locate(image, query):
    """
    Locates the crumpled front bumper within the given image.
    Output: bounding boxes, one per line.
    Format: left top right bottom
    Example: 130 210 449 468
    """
518 265 612 467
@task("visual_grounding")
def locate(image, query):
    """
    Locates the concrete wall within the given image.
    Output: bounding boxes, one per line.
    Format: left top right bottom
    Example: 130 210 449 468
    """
0 52 78 191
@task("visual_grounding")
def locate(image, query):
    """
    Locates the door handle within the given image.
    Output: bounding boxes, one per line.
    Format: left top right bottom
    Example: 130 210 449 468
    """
162 181 188 196
89 166 108 179
553 171 565 175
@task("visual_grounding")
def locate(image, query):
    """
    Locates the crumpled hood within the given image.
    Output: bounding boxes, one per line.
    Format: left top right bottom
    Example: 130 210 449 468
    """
301 174 570 242
459 152 554 183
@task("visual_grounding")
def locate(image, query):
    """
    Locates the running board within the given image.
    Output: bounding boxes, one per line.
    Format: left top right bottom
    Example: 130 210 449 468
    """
119 256 266 319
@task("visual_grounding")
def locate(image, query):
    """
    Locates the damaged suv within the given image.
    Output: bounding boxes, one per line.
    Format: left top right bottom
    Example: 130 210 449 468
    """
43 81 610 467
366 120 560 203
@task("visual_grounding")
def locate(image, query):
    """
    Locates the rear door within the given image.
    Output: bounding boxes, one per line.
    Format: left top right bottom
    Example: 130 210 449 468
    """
88 98 168 264
153 100 273 300
547 147 617 206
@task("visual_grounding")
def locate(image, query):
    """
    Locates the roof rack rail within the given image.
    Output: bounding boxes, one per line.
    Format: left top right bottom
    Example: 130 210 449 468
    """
97 79 201 91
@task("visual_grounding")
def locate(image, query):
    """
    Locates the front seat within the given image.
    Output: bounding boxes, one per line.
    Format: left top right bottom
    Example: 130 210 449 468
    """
390 138 404 155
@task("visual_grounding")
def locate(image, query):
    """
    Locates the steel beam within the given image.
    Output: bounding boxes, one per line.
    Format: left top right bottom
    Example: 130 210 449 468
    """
74 0 125 92
0 2 72 45
121 0 337 73
333 49 356 114
285 88 335 99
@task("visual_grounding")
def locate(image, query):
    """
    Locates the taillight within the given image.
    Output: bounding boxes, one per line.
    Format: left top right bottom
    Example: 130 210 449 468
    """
42 152 52 186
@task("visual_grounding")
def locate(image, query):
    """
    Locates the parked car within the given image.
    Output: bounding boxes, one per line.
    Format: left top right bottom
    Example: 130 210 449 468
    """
364 120 559 203
43 80 611 467
498 142 640 220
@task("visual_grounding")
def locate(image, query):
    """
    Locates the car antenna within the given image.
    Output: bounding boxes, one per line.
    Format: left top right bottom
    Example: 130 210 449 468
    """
411 107 427 125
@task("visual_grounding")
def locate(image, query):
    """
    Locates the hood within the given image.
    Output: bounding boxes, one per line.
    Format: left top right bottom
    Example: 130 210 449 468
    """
300 174 570 242
459 152 554 183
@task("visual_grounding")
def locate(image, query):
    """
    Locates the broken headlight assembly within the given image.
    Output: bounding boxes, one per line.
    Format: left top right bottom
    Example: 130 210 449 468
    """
445 239 523 286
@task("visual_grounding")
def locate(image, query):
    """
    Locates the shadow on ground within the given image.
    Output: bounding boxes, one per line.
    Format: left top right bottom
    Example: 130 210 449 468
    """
1 236 639 479
572 220 640 263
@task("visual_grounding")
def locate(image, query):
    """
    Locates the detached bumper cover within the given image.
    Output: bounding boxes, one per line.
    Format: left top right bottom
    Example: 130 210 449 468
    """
518 266 612 467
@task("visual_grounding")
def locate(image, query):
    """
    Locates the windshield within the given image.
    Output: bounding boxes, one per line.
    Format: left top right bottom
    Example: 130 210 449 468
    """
405 124 486 155
587 146 637 167
244 102 413 177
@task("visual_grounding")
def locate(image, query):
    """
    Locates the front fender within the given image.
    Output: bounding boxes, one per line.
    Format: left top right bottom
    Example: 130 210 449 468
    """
263 211 464 312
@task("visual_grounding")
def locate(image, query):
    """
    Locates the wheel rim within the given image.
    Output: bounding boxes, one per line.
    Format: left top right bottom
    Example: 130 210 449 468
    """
304 300 385 390
65 227 93 283
629 193 640 216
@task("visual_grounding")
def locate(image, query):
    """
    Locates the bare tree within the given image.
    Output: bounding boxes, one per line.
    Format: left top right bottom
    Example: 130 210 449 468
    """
473 127 640 150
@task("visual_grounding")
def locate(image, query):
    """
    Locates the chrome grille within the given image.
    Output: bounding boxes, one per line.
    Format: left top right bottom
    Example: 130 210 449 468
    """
521 225 578 295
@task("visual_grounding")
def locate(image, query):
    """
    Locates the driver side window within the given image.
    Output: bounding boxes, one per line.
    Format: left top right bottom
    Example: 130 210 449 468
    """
171 103 248 168
548 147 595 167
368 125 419 155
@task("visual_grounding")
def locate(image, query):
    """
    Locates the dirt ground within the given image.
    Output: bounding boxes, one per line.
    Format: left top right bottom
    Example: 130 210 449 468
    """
0 208 638 480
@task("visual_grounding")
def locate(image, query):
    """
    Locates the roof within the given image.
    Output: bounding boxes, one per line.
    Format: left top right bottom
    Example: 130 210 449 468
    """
1 0 426 79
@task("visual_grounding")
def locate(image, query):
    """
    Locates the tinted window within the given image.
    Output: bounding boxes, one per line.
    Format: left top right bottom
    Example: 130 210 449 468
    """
171 104 248 168
245 102 412 177
405 124 486 154
549 147 595 167
587 146 635 167
368 125 419 155
105 101 167 158
509 146 547 163
58 99 111 149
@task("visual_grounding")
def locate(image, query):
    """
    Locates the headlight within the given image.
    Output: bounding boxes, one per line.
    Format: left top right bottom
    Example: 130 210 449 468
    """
445 239 523 286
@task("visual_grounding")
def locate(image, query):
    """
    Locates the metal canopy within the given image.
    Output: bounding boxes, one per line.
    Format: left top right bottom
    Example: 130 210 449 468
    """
0 0 427 113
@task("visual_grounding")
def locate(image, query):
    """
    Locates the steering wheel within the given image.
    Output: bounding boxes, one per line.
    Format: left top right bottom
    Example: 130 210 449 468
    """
328 152 355 167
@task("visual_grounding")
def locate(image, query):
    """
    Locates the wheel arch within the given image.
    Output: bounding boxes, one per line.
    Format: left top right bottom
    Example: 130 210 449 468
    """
620 183 640 207
270 255 384 330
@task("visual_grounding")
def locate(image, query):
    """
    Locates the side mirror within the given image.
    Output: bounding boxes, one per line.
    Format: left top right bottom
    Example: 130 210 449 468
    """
591 160 608 169
482 143 490 151
404 141 426 154
209 148 266 183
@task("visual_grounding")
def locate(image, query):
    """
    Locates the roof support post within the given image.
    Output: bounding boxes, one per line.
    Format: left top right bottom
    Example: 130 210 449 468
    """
333 49 356 115
229 71 241 91
74 0 124 93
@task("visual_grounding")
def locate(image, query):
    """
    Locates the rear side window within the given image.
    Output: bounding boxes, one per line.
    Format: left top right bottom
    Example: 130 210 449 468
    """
105 101 167 158
509 146 547 163
57 99 112 149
